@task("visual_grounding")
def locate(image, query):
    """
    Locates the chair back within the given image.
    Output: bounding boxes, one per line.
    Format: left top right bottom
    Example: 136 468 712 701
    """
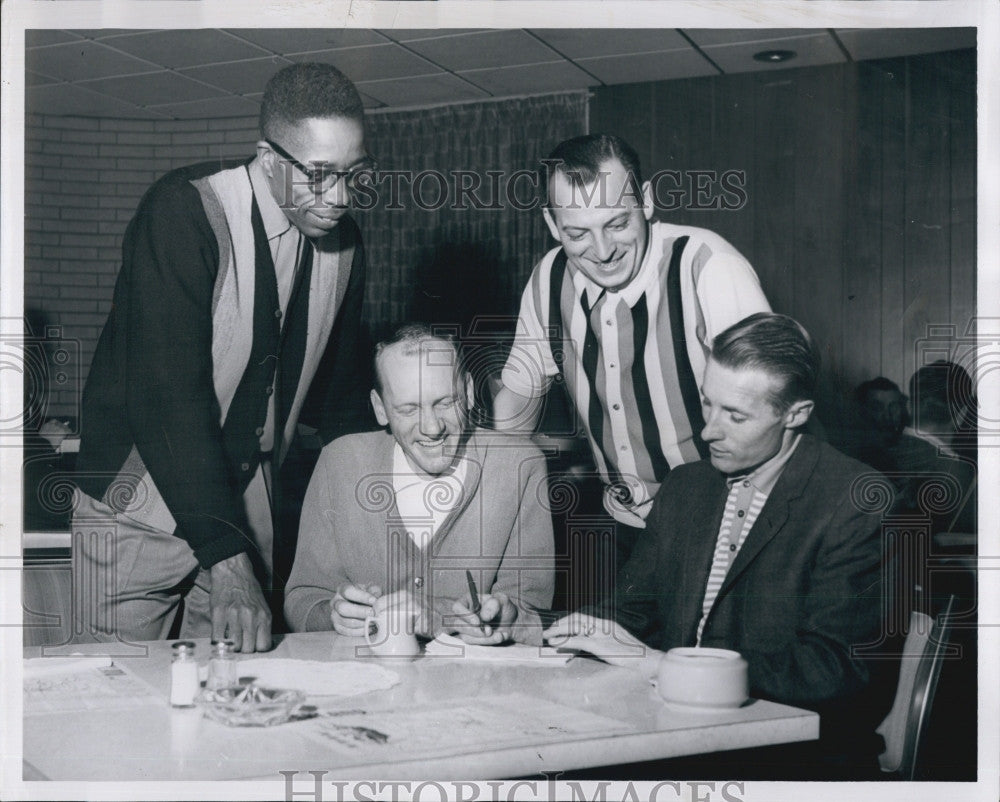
876 595 956 779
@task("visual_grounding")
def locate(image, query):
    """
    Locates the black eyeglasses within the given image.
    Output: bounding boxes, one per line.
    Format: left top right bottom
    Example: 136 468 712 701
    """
265 139 377 195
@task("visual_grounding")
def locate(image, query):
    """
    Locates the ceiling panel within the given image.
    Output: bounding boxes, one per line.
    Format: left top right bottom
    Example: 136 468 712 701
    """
577 48 717 85
78 71 227 106
288 43 443 83
25 30 83 47
684 29 825 47
26 71 60 87
358 73 489 109
404 30 559 71
703 33 846 74
459 61 594 96
101 29 271 69
25 40 161 81
378 30 487 42
226 28 391 53
68 30 155 40
837 27 976 61
180 57 292 95
19 27 976 120
147 95 263 120
26 83 167 119
531 29 690 59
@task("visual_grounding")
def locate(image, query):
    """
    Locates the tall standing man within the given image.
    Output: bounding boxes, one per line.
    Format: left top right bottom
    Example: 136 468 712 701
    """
73 63 373 651
495 134 770 563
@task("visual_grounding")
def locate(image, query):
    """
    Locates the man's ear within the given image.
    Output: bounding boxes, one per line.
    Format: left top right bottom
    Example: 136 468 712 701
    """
464 373 475 411
641 180 655 221
370 389 389 427
542 206 561 242
783 398 814 430
256 141 276 177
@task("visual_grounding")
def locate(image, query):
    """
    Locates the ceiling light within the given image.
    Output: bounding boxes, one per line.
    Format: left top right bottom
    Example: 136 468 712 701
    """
753 49 797 63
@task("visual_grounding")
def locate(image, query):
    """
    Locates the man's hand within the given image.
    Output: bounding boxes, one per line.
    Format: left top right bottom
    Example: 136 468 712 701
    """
452 592 518 645
209 553 272 652
330 583 382 636
543 613 660 677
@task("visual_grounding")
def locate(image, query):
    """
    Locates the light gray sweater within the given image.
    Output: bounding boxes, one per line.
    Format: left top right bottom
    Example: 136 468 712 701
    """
285 429 555 643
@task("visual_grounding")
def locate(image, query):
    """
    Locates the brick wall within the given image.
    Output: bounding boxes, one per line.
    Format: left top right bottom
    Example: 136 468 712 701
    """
25 113 261 419
24 93 588 420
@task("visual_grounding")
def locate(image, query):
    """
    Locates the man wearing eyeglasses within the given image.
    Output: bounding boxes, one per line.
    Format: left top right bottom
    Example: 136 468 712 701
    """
73 63 373 652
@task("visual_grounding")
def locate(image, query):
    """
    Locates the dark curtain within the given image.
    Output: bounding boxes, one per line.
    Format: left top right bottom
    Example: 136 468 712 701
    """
354 92 589 338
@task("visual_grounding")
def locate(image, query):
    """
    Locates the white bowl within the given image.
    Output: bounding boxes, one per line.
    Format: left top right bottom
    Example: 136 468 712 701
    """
656 647 748 710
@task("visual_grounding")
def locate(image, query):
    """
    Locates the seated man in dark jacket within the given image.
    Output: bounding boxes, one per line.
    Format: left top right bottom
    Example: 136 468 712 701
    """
545 313 891 779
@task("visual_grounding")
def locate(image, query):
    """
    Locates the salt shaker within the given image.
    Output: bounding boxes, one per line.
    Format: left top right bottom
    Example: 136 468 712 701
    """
207 639 238 691
170 641 199 707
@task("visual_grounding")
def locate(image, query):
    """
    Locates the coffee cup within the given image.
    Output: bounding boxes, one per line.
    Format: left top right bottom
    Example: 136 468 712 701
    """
655 647 748 709
363 607 420 660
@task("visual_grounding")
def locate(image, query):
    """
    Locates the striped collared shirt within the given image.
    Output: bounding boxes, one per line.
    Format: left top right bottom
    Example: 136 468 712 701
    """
502 220 770 525
695 434 802 646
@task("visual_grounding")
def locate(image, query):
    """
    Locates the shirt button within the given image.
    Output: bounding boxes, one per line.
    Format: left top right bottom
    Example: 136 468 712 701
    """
609 363 616 369
255 427 264 437
620 444 627 451
737 510 745 518
729 544 737 552
743 480 750 488
274 309 282 319
265 386 274 396
606 319 613 326
612 403 621 411
240 462 250 472
413 576 424 588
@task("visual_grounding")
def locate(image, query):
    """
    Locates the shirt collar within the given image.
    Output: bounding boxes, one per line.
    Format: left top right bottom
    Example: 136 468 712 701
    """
726 432 802 495
568 221 658 308
248 157 293 241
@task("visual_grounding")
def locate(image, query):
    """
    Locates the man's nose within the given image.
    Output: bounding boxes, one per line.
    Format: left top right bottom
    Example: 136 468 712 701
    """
419 407 445 437
319 173 350 207
591 232 615 262
701 412 721 442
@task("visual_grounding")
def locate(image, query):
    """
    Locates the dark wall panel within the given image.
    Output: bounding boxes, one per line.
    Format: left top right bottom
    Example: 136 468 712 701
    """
590 49 976 441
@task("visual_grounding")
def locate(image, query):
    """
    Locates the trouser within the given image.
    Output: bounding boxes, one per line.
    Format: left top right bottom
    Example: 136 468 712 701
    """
70 463 273 643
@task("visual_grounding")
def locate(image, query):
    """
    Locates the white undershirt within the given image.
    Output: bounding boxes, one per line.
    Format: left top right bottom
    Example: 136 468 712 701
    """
392 443 467 549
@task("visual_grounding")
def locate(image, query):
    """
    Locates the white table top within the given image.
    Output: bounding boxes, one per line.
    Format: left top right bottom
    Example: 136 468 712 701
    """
24 633 818 781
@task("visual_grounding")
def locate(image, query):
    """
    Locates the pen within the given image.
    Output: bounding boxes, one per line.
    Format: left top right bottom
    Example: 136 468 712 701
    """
465 569 486 634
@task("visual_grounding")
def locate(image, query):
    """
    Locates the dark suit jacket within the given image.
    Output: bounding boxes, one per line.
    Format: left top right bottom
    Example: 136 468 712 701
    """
607 434 891 752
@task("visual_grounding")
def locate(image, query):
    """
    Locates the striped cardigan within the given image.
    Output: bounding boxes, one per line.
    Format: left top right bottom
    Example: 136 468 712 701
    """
76 159 367 568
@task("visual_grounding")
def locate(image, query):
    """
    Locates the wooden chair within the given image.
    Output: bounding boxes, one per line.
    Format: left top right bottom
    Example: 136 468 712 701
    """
876 595 957 779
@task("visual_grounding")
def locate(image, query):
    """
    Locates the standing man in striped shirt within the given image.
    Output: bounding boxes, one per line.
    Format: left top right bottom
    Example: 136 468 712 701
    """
494 134 770 565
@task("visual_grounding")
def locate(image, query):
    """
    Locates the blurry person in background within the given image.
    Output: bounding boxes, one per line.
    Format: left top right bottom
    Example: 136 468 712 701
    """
851 377 909 473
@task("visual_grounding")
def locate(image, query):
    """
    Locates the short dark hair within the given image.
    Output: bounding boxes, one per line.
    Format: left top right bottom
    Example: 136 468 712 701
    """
540 133 644 208
711 313 819 411
372 323 467 397
259 63 364 140
855 376 904 406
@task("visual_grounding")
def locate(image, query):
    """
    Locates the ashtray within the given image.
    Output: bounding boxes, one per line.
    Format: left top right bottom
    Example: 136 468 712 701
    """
196 683 307 727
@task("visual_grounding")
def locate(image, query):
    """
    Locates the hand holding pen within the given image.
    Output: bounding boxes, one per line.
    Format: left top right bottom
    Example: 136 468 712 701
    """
452 570 518 645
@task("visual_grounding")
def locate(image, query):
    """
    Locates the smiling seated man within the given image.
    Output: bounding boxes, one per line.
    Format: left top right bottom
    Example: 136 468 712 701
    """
544 313 891 779
286 324 554 645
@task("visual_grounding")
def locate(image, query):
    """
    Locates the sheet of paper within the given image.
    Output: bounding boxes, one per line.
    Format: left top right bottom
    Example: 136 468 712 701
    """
299 692 633 759
235 658 400 696
24 659 164 715
424 633 574 665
